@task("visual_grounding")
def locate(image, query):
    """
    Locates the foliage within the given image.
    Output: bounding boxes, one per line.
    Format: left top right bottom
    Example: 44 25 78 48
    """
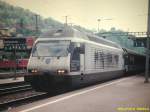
0 1 63 36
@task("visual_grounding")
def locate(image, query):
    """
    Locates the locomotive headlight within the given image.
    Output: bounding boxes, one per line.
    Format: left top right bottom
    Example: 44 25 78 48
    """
57 69 67 75
31 69 38 73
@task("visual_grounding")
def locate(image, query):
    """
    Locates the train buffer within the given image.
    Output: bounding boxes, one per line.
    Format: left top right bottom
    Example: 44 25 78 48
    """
9 74 150 112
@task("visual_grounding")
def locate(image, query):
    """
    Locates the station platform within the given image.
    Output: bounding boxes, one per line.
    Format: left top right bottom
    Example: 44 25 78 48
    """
11 75 150 112
0 71 26 79
0 77 24 84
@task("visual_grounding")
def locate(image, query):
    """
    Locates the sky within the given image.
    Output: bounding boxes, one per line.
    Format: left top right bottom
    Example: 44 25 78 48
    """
2 0 149 32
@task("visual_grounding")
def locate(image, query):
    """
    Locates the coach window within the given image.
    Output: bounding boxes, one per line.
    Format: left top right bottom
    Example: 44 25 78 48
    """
130 55 134 65
0 55 2 60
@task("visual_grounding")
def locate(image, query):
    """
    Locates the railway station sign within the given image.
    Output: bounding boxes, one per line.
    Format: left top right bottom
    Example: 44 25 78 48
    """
3 38 27 51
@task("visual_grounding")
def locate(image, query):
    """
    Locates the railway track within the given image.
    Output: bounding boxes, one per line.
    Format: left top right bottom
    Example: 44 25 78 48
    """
0 82 47 110
0 82 32 96
0 75 135 111
0 72 26 79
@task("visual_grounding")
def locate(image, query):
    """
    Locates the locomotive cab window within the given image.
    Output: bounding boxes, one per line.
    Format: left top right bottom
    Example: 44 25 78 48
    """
32 40 70 57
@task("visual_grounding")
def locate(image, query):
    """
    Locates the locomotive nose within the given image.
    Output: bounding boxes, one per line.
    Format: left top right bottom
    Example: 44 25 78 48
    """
28 56 70 74
43 57 69 72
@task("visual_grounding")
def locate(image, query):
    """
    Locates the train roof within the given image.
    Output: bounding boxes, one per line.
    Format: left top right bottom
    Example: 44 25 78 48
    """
39 26 121 49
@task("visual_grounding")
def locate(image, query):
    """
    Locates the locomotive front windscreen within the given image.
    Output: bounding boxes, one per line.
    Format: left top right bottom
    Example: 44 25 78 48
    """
32 40 70 57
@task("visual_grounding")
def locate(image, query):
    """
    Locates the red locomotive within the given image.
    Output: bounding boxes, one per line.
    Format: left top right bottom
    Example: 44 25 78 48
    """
0 59 28 69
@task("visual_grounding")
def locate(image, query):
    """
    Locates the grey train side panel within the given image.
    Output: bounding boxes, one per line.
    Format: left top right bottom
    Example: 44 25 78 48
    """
25 70 124 91
69 70 124 87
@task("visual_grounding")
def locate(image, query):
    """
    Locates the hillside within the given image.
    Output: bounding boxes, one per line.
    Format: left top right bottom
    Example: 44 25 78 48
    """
0 1 63 36
0 1 144 54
